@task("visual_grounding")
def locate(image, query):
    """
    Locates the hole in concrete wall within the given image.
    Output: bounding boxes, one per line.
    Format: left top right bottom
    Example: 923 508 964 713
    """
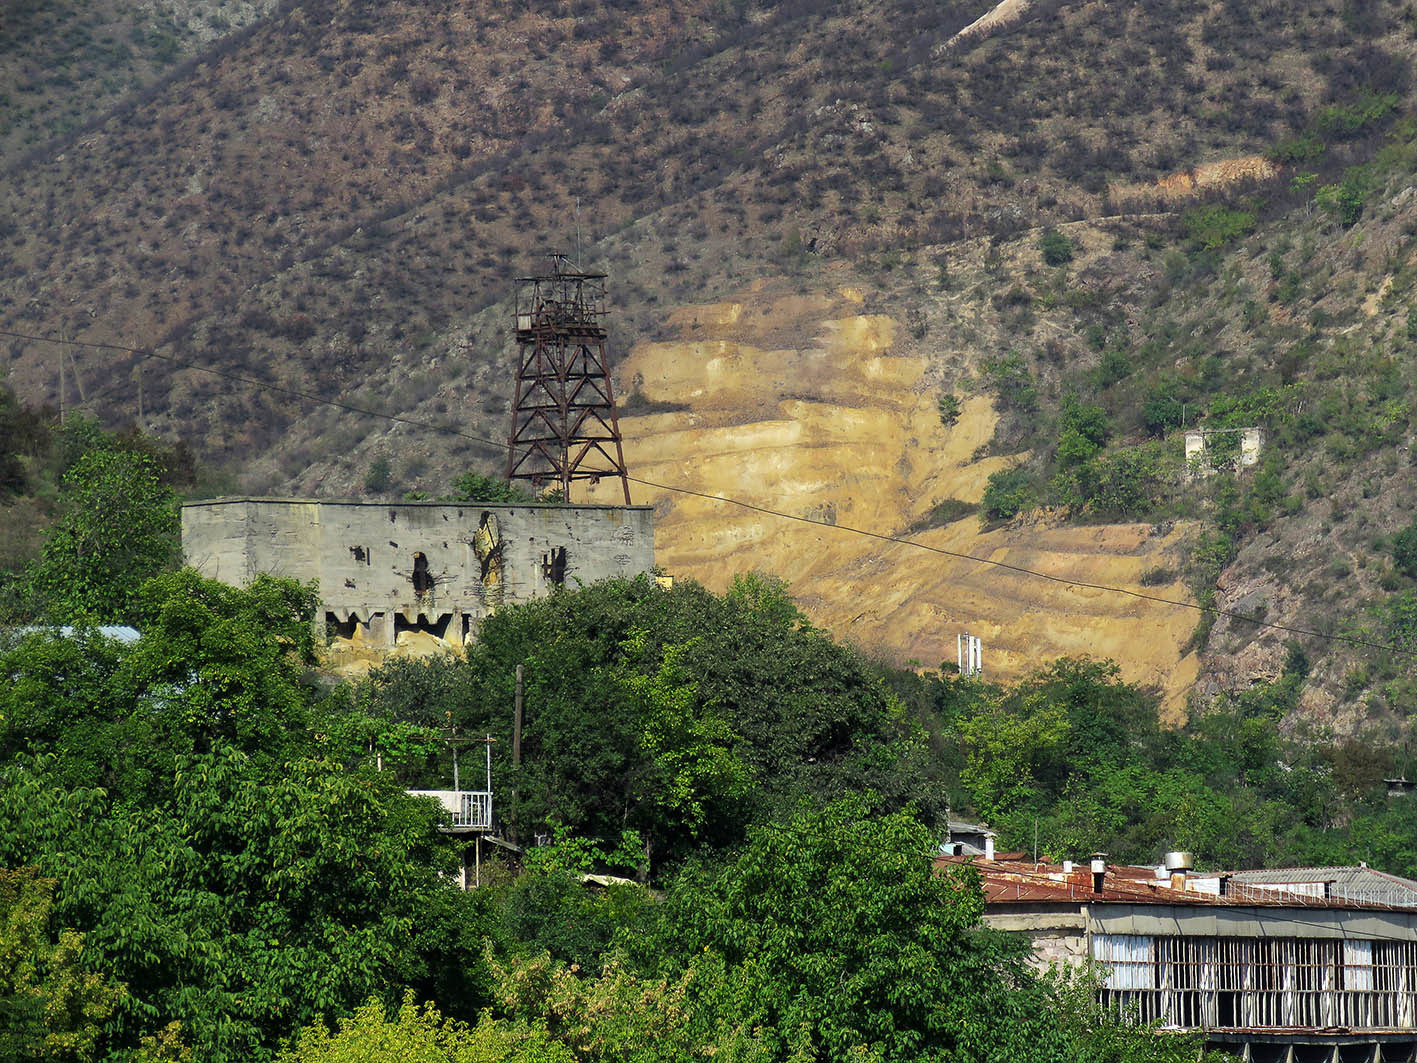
542 545 567 586
350 545 369 564
325 612 360 639
412 552 433 595
394 612 452 639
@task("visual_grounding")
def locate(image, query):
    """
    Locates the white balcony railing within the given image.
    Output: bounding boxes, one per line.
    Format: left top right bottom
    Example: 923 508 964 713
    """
405 790 493 831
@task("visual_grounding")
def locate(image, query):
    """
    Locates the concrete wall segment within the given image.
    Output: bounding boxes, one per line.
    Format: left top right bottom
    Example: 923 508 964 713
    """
181 498 656 645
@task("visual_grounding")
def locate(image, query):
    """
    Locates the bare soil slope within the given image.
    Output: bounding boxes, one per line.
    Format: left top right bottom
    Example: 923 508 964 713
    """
589 279 1199 716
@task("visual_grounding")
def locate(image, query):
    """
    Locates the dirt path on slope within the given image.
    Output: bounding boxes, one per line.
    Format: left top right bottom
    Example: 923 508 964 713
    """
941 0 1032 49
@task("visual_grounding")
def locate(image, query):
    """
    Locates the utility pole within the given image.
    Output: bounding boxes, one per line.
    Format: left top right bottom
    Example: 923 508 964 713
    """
58 330 66 424
509 664 524 845
513 664 523 767
67 345 86 405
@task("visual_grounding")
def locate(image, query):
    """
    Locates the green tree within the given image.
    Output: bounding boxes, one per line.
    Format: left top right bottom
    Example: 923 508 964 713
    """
279 991 573 1063
0 570 495 1061
1038 228 1074 266
618 633 751 850
1182 205 1255 250
1056 396 1110 468
1315 169 1370 226
26 449 179 623
0 866 127 1063
937 393 961 427
0 750 491 1062
451 473 533 505
981 467 1036 521
628 797 1078 1062
1391 519 1417 580
365 457 393 495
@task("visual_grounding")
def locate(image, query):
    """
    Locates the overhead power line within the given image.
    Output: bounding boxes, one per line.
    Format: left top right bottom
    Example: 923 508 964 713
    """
0 326 1408 658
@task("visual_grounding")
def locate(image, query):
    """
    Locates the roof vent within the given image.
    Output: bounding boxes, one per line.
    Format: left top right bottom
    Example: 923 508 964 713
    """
1164 851 1194 873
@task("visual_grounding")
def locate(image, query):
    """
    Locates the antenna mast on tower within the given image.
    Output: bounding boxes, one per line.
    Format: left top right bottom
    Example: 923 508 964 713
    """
506 254 631 504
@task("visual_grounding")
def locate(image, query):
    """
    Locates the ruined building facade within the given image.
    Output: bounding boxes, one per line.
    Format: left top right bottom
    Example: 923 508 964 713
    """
181 498 656 645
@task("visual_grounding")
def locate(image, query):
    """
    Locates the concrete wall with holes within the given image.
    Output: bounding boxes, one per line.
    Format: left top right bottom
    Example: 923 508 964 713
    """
1183 427 1263 479
181 498 656 646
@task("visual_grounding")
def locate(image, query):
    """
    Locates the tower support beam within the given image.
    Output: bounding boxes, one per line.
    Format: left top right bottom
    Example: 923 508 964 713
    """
506 254 631 503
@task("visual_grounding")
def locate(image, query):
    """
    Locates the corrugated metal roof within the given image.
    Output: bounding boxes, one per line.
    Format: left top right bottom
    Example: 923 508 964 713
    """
1220 866 1417 892
939 857 1417 912
946 818 996 838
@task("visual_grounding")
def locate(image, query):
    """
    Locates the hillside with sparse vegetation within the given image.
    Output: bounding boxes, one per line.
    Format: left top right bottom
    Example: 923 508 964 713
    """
4 0 1417 728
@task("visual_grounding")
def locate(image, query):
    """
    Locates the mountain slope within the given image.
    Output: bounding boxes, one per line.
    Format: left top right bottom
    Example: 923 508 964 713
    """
4 0 1417 728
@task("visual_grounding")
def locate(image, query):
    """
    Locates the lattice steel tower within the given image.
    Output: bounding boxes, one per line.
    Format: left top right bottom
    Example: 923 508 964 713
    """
506 254 631 504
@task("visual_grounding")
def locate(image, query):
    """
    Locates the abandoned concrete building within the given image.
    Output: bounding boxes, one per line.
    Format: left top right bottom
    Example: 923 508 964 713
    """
954 852 1417 1062
181 498 656 646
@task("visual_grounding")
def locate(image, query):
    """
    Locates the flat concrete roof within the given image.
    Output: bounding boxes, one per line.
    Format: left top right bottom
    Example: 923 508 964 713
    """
181 496 654 512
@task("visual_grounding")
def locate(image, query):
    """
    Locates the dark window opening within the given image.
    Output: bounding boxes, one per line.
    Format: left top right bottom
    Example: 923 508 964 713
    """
394 612 452 640
325 612 360 640
542 545 567 586
1216 991 1237 1028
412 552 434 595
350 545 369 564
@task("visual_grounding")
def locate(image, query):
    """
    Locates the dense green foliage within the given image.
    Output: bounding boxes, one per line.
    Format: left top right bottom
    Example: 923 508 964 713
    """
0 564 1245 1062
0 394 195 621
479 800 1200 1063
26 449 179 623
891 657 1417 873
350 573 945 872
1038 228 1074 267
451 473 535 505
0 867 126 1062
0 573 496 1061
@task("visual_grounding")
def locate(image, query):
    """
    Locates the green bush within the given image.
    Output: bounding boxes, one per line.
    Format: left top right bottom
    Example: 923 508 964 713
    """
981 467 1037 521
1052 448 1165 519
1392 519 1417 579
1182 205 1255 250
980 352 1038 412
1055 397 1110 467
1093 346 1132 388
1038 227 1074 266
1142 386 1187 437
452 472 533 504
364 456 393 494
1315 169 1370 226
937 393 961 427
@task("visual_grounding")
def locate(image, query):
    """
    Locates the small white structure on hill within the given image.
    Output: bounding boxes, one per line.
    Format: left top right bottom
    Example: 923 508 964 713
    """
958 632 982 676
1184 426 1263 479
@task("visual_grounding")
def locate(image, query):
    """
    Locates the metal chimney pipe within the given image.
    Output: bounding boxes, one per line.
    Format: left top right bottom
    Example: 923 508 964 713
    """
1090 854 1107 893
984 835 995 861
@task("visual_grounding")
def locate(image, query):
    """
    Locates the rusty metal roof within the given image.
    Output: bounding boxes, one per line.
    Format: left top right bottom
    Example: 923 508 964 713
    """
937 856 1416 911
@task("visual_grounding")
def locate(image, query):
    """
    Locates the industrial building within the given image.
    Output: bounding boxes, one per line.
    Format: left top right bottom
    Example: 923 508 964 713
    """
951 852 1417 1062
181 497 655 647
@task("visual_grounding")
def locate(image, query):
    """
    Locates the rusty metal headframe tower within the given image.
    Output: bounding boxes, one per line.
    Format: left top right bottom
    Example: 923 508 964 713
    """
506 254 631 504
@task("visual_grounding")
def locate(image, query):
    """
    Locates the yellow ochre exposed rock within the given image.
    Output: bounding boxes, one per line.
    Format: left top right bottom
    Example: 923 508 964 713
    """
590 280 1200 720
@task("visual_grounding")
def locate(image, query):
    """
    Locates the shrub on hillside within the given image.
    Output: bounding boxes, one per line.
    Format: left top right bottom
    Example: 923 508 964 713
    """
982 467 1037 521
1392 520 1417 580
1038 227 1074 266
1182 205 1255 250
1055 397 1110 468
